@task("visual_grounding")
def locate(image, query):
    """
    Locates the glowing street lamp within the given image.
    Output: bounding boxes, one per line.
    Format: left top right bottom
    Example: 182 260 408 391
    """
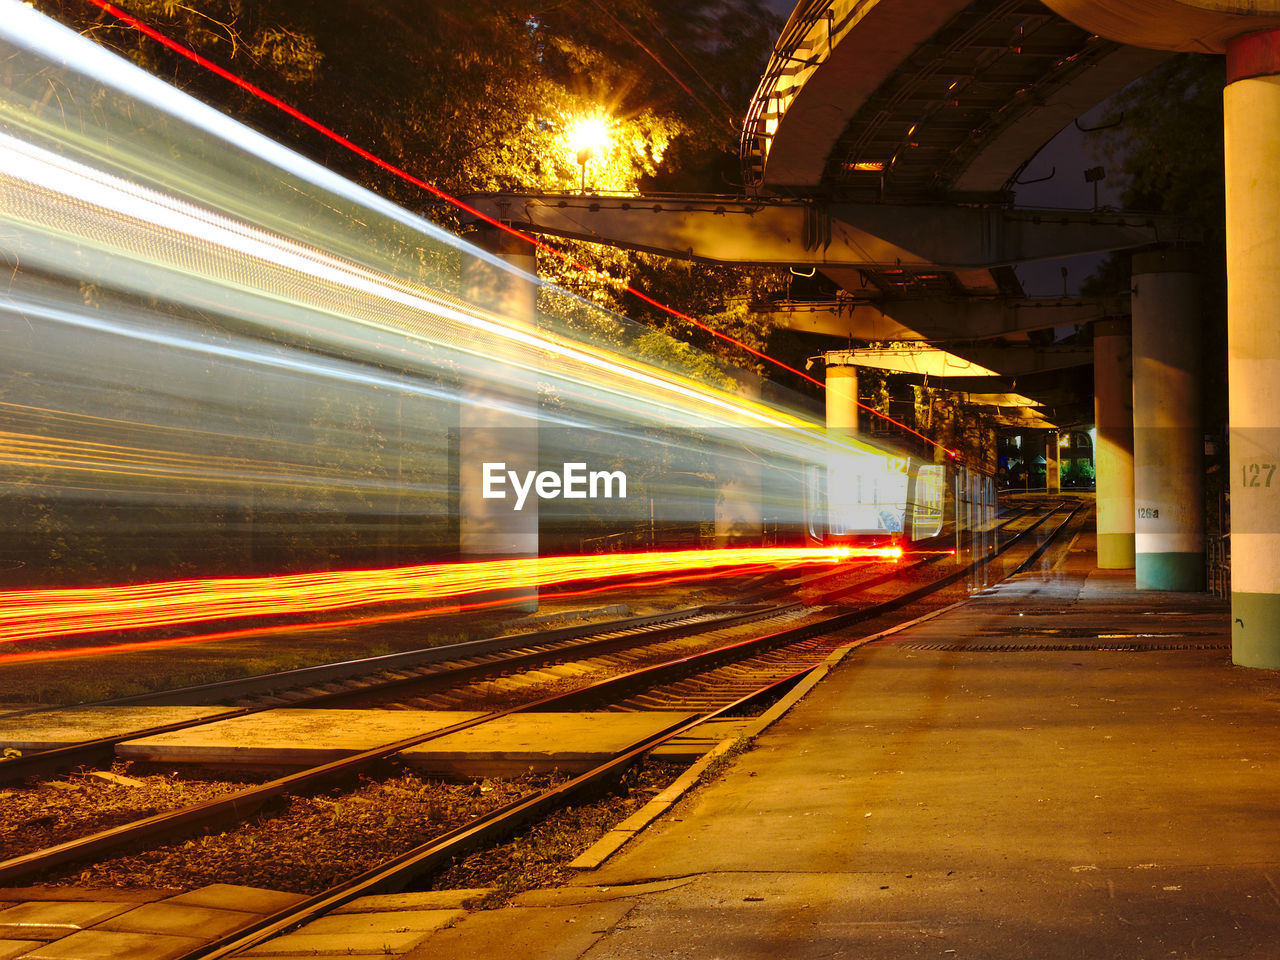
567 115 611 193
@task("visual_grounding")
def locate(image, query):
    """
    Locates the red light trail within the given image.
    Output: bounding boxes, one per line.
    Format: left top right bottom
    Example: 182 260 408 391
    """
0 547 901 653
0 563 790 666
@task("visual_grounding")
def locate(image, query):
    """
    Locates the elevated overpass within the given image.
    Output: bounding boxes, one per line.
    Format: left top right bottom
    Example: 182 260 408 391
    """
465 0 1195 433
465 0 1280 668
465 0 1183 571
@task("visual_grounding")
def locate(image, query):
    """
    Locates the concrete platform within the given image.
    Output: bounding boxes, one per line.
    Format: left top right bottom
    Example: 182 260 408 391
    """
116 709 695 776
399 534 1280 960
0 707 231 752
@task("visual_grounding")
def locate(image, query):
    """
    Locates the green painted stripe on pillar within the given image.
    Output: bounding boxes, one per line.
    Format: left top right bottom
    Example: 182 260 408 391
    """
1232 592 1280 669
1135 552 1203 591
1096 533 1135 570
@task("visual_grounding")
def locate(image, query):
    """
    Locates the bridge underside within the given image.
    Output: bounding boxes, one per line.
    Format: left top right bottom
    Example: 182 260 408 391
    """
471 1 1205 436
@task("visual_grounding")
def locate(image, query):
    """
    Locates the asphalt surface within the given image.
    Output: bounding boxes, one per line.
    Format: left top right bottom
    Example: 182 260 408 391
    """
406 533 1280 960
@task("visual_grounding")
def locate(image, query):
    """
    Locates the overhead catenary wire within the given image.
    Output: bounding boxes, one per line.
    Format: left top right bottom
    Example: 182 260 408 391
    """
584 0 739 136
638 4 741 128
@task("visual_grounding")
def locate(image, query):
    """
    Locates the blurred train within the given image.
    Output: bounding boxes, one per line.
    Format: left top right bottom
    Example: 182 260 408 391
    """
803 452 998 551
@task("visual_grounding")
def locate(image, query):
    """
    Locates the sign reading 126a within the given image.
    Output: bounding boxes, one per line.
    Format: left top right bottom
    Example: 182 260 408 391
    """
1243 462 1277 487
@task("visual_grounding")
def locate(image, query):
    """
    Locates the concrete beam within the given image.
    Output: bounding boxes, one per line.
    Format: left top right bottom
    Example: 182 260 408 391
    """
749 0 971 189
947 342 1095 377
1042 0 1280 53
463 194 1188 271
757 297 1122 341
819 346 1000 379
815 342 1092 379
953 46 1171 192
750 2 1168 193
956 392 1046 409
990 411 1060 429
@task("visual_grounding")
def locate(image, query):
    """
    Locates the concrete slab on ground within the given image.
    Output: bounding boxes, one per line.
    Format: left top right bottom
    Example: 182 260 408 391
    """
400 711 696 777
238 927 429 956
161 883 307 915
649 717 749 761
0 902 135 941
116 709 486 766
115 710 693 774
403 539 1280 960
0 707 232 752
22 929 203 960
329 890 491 914
286 909 462 936
0 885 310 959
95 902 258 939
411 896 636 960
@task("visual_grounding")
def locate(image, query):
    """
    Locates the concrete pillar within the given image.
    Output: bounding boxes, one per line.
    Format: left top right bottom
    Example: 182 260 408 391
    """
1225 31 1280 666
1044 430 1061 494
716 369 763 545
825 362 858 434
460 225 538 608
822 360 858 541
1131 249 1203 591
1093 317 1135 568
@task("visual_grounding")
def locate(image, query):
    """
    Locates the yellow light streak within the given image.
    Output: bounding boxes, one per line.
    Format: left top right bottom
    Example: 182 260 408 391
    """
0 547 905 645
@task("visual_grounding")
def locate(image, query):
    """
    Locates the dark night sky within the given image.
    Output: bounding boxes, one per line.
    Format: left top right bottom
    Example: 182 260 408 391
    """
1012 101 1124 298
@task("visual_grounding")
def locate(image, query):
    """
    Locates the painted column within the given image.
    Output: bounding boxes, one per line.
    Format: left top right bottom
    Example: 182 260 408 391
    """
716 369 763 545
823 359 858 542
1044 430 1061 494
1131 249 1203 591
825 362 858 434
1225 30 1280 666
460 225 538 609
1093 317 1135 568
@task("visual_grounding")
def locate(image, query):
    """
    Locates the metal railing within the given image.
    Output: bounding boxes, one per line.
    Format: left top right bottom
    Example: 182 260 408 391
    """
1206 534 1229 599
741 1 849 188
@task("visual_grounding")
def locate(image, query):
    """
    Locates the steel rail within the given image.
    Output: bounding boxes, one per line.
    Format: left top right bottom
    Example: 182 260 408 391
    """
0 547 920 783
1009 500 1090 576
723 504 1040 606
184 664 819 960
184 502 1084 958
182 502 1088 959
0 606 817 884
0 604 778 785
0 501 1075 884
540 505 1075 712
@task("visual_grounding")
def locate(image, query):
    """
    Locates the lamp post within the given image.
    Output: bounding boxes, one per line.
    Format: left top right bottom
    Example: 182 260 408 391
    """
567 115 610 194
577 146 591 194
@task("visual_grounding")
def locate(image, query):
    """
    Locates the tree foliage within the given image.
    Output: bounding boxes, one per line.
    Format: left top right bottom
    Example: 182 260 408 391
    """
1082 53 1227 432
1089 55 1225 245
36 0 789 366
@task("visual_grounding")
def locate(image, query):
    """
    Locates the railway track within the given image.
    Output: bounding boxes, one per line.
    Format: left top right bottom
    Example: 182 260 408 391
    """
0 511 987 784
0 498 1087 958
